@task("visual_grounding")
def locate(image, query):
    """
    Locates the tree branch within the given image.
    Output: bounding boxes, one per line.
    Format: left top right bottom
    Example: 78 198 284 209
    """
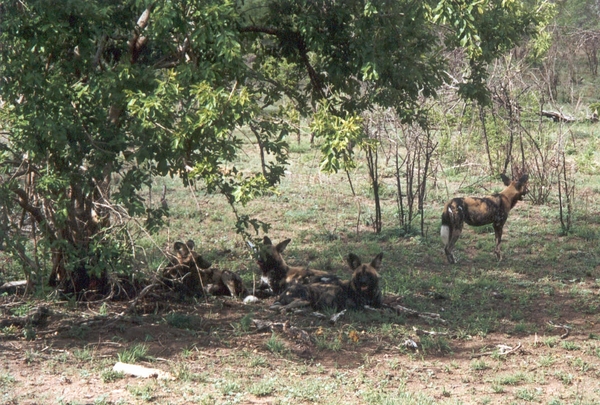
11 187 46 226
240 25 327 100
128 4 154 64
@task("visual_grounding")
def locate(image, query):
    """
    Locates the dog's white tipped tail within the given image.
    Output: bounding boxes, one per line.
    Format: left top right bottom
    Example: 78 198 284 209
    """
440 225 450 245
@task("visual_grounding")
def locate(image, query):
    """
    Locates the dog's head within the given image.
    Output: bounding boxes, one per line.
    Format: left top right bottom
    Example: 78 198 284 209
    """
172 240 212 269
257 236 290 274
347 252 383 306
500 173 529 206
253 236 291 293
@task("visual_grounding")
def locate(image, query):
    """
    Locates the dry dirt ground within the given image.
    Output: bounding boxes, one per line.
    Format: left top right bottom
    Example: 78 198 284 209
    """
1 289 599 405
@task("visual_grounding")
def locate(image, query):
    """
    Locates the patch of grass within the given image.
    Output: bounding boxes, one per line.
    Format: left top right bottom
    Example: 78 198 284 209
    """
24 349 40 364
67 325 91 340
10 302 34 317
249 377 277 397
73 347 94 362
570 357 591 372
463 314 498 337
470 359 489 371
283 378 334 402
0 372 15 387
513 321 530 334
0 325 19 338
99 302 109 316
315 329 343 351
173 364 207 383
542 336 560 348
494 372 527 386
165 312 202 330
248 355 269 368
490 383 505 394
573 225 598 241
419 335 452 355
514 387 538 401
127 383 156 401
117 343 151 363
101 369 124 383
92 394 111 405
361 387 437 405
554 370 574 385
265 333 286 354
216 379 241 396
232 312 253 335
561 340 580 351
537 354 556 368
180 345 198 359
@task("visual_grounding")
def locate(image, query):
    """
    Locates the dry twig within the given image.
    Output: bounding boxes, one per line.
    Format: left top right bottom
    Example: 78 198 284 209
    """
470 342 522 358
386 304 447 323
547 321 571 339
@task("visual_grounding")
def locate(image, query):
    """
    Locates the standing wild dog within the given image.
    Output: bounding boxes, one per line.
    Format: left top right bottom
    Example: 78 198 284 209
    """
272 252 383 311
255 236 338 296
441 174 529 263
163 240 249 298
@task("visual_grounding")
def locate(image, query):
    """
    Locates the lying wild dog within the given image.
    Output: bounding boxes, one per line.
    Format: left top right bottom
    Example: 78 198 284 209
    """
273 282 347 311
441 173 529 264
201 267 249 298
163 240 211 295
163 240 248 298
255 236 338 296
272 252 383 311
346 252 383 308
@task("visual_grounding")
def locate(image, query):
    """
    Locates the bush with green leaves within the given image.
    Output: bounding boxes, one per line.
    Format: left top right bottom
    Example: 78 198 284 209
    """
0 0 550 294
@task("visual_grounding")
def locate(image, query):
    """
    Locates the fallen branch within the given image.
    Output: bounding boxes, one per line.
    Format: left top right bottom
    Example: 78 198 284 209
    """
547 321 571 339
385 304 447 323
471 342 522 358
412 326 448 336
329 309 346 324
113 362 173 380
541 110 575 123
251 319 313 345
404 338 419 350
0 280 29 295
121 279 161 316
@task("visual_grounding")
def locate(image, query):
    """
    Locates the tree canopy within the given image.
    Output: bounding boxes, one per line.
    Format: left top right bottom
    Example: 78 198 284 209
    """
0 0 551 293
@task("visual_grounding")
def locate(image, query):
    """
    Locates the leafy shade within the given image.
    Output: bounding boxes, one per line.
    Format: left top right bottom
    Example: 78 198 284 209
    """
0 0 549 293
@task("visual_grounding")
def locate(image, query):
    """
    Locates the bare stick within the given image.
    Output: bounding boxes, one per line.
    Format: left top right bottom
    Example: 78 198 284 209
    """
471 342 522 358
547 321 571 339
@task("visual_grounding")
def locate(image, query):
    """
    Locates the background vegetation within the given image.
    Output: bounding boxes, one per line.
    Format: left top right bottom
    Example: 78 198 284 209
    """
0 0 551 291
2 1 600 404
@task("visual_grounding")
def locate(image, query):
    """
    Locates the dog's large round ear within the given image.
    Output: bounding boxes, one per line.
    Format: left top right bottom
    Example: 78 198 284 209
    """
347 253 362 270
500 173 511 186
263 236 272 245
517 174 529 188
174 241 187 252
186 240 196 250
370 253 383 270
276 239 291 253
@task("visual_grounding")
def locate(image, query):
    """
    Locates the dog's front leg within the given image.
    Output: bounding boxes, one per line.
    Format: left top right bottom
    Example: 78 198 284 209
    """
444 226 462 264
493 223 504 261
